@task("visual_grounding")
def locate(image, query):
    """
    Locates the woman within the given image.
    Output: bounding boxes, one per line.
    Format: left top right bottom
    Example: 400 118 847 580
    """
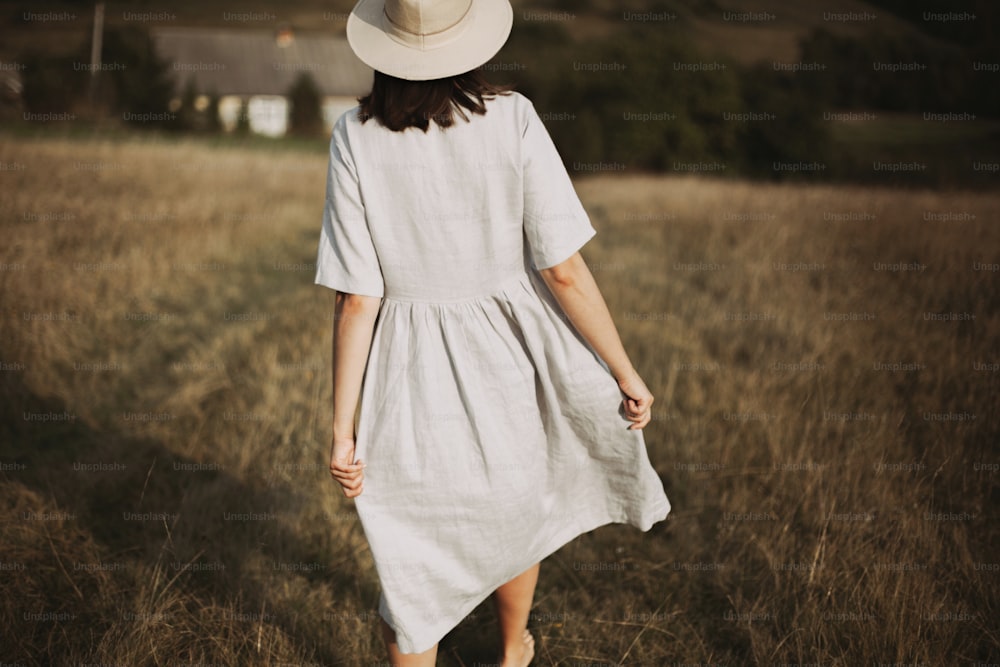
317 1 671 665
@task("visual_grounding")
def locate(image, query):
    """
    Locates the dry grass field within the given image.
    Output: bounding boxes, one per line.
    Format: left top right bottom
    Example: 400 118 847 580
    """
0 134 997 665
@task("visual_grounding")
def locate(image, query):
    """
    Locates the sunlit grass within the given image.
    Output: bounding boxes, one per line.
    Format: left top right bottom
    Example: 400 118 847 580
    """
1 135 997 664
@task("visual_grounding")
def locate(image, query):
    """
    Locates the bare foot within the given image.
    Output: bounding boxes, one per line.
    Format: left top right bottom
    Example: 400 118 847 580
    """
500 629 534 667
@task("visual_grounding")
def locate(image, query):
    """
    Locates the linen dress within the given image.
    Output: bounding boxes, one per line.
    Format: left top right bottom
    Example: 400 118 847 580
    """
314 90 671 654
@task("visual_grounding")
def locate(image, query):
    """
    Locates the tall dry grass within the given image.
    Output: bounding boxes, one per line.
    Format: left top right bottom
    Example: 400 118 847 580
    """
0 134 997 665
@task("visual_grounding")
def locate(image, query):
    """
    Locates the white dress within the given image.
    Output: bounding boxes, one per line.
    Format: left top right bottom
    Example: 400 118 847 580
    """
314 91 670 654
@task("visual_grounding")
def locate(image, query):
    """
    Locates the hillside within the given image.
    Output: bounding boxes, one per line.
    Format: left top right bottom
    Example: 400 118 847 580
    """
0 0 924 63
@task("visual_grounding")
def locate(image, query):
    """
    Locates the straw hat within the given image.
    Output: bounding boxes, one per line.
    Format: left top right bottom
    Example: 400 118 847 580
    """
346 0 514 81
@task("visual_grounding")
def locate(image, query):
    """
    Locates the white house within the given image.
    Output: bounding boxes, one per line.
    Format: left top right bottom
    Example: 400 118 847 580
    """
150 26 372 137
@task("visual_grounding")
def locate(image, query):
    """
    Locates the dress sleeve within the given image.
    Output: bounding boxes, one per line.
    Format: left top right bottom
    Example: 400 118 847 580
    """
521 98 597 271
314 113 385 297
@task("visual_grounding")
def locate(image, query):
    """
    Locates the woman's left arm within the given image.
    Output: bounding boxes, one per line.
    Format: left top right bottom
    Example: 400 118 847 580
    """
328 291 381 498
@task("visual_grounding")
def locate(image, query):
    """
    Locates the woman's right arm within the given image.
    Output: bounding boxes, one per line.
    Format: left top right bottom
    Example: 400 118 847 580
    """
538 252 655 430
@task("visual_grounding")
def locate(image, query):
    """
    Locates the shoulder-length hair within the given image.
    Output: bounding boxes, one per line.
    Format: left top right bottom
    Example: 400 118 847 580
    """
357 69 514 132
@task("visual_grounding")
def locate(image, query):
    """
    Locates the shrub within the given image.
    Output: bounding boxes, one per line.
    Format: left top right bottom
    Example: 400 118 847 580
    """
287 72 323 137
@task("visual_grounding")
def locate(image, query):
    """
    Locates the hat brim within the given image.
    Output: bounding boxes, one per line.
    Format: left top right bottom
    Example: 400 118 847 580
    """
347 0 513 81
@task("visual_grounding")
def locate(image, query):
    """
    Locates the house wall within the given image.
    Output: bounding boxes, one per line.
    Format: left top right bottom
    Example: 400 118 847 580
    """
213 94 360 137
321 96 361 136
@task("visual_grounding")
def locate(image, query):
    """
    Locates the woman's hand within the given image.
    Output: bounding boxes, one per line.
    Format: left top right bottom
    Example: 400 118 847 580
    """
329 435 365 498
616 369 654 430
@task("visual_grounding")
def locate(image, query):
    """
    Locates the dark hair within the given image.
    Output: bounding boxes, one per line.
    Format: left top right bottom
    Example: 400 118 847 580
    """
357 69 514 132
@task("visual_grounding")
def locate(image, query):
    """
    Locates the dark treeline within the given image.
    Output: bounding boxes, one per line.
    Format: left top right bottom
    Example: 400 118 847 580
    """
499 14 998 188
12 3 999 189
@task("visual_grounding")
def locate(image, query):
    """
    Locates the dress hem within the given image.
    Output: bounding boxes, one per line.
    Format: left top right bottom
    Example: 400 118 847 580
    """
382 498 671 654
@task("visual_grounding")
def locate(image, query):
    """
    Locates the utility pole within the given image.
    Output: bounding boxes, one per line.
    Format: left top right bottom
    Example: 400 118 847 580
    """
88 1 104 106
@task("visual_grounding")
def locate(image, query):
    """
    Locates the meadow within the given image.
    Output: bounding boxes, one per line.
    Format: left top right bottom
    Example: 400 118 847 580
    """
0 133 997 665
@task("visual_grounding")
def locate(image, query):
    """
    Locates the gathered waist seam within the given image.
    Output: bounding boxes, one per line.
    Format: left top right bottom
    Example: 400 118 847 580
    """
381 271 533 305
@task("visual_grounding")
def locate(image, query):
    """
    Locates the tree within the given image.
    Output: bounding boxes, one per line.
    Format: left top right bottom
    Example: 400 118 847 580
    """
99 25 175 126
287 72 323 137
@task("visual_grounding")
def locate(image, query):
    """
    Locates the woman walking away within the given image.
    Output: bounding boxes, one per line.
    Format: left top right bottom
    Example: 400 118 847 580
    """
318 0 671 664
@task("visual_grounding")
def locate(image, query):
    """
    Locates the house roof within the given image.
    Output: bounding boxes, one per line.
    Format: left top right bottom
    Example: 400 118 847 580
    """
150 27 373 98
